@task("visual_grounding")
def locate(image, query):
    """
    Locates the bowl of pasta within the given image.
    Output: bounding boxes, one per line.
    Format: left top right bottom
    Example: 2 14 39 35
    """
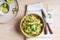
20 13 44 37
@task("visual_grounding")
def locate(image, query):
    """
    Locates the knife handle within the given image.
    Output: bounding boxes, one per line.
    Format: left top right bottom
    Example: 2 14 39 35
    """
46 23 53 34
44 22 47 34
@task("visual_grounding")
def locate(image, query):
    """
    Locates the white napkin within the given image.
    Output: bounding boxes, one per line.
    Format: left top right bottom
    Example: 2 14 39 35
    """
26 3 53 40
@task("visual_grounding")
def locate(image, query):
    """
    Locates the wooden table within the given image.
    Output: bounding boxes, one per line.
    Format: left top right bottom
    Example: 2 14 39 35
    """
0 0 60 40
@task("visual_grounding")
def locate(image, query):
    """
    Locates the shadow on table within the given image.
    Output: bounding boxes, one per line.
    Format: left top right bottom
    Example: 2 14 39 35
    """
14 5 27 40
14 21 26 40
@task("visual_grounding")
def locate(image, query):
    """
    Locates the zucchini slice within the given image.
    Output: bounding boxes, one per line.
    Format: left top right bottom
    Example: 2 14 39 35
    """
5 0 14 3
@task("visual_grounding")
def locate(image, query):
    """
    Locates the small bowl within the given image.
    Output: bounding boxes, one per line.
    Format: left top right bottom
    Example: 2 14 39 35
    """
20 13 44 37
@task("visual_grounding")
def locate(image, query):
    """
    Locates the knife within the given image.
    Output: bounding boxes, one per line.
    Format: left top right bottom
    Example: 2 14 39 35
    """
41 9 47 34
41 9 53 34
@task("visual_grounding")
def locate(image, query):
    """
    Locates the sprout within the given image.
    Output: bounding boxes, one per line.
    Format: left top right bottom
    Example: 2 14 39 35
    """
48 13 52 18
2 3 9 13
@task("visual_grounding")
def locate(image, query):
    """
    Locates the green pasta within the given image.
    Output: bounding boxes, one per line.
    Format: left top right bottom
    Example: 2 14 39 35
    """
21 14 44 37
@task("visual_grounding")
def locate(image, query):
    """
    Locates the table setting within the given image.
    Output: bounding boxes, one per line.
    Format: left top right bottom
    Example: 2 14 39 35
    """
0 0 54 40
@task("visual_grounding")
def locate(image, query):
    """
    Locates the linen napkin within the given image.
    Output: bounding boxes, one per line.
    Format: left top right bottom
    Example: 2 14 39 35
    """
25 3 53 40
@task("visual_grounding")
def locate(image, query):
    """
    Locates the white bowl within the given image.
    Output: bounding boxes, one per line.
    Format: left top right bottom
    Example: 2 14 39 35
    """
0 0 19 23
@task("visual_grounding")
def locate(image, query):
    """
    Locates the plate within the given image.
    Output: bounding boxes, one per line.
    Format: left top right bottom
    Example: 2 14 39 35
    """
0 0 19 23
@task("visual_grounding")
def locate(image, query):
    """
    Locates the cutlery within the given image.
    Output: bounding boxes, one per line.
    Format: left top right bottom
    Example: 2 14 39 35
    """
24 5 27 16
41 9 53 34
41 9 47 34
